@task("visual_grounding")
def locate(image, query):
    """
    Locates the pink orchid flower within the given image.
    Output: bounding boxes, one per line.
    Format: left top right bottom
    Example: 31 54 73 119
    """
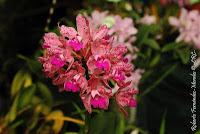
88 10 138 61
169 8 200 49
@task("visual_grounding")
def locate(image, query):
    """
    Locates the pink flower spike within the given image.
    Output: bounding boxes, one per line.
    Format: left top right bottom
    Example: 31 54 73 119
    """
64 81 80 92
68 39 83 51
129 98 137 107
51 56 65 68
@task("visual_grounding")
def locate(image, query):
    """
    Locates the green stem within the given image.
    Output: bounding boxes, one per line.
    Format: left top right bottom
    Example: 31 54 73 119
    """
85 112 91 134
141 63 178 96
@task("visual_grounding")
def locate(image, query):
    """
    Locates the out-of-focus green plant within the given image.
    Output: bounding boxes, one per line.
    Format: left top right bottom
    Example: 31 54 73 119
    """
159 111 167 134
0 53 85 134
195 130 200 134
133 5 196 98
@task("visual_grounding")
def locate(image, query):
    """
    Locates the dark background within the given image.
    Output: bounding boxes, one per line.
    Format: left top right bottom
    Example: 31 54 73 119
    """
0 0 199 134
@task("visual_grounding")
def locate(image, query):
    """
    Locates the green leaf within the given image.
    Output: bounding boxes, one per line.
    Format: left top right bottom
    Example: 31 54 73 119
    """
191 0 199 4
37 82 53 105
116 114 125 134
195 130 200 134
137 25 150 45
144 39 160 50
88 112 116 134
27 108 41 131
5 94 19 123
17 54 41 74
146 49 152 58
23 73 32 88
72 102 85 120
11 70 26 97
11 120 24 129
142 64 178 96
140 70 153 83
130 10 140 20
137 24 160 46
18 85 36 109
150 54 161 67
176 48 190 64
159 110 167 134
162 42 182 52
148 24 161 33
35 103 51 115
32 96 42 106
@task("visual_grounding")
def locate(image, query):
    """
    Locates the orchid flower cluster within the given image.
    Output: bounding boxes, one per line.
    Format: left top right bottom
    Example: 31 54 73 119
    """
169 8 200 68
169 8 200 49
39 14 138 113
88 10 143 90
88 10 138 61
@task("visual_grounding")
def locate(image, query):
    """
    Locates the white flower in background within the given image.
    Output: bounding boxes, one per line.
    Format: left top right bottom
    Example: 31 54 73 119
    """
130 129 139 134
139 14 156 25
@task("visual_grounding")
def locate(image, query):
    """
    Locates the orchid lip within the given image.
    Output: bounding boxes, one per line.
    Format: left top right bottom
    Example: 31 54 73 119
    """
91 95 107 109
64 81 80 92
68 39 83 51
51 56 65 68
95 59 110 71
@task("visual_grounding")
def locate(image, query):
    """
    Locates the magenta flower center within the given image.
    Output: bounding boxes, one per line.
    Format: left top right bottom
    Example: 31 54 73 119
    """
68 39 83 51
129 98 137 107
95 58 110 71
91 95 107 109
51 56 65 68
64 81 80 92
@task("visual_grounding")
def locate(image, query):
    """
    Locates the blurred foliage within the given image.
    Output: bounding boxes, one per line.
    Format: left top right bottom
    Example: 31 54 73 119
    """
0 0 200 134
0 53 86 134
